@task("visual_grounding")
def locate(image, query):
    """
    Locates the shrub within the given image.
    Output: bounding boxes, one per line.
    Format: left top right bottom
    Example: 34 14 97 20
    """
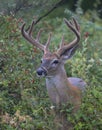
0 14 102 129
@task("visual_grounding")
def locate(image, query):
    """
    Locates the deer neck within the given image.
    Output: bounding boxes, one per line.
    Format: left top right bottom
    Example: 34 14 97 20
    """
46 65 80 106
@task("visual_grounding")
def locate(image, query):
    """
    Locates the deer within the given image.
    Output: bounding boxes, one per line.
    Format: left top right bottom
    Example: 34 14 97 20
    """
21 18 86 129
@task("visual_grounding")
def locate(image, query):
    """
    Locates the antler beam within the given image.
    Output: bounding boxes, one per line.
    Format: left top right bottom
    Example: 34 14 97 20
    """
57 18 80 56
21 21 52 53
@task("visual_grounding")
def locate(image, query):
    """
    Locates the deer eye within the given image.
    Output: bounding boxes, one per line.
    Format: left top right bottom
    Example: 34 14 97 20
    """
52 59 59 64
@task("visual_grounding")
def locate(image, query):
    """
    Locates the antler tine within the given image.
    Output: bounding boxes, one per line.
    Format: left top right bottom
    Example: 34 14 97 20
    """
57 18 80 56
21 21 45 51
28 20 35 35
60 34 64 49
36 28 43 41
64 18 80 40
44 32 52 52
21 22 27 37
69 18 79 30
72 18 80 32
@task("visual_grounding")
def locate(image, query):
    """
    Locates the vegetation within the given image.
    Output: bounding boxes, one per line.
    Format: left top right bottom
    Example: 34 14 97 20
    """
0 0 102 130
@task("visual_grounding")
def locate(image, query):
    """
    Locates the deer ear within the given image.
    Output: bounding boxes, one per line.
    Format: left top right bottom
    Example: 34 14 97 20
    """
60 44 78 61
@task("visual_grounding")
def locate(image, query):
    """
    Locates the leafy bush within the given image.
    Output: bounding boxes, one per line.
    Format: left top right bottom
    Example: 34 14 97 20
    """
0 14 102 130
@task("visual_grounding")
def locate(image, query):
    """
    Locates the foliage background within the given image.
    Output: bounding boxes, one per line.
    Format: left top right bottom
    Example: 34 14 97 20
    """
0 0 102 129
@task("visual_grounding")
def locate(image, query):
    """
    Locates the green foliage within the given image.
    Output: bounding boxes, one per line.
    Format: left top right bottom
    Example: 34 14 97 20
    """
66 43 102 129
0 15 53 129
0 11 102 130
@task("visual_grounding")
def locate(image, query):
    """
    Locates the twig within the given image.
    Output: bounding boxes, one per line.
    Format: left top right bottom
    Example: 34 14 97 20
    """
34 0 65 24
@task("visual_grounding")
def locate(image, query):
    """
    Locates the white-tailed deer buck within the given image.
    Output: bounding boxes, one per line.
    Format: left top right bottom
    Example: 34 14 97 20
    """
21 18 86 129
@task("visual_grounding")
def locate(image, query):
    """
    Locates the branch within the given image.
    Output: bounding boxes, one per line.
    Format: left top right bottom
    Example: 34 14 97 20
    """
34 0 65 24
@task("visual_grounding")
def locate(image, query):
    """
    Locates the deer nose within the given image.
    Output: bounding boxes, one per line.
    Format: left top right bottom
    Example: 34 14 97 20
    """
36 67 47 76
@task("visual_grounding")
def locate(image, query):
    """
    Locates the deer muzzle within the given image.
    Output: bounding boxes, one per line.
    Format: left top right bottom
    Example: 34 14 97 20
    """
36 67 47 77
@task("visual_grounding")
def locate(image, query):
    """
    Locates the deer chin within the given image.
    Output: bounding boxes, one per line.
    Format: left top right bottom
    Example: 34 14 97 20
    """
46 75 53 78
37 73 53 78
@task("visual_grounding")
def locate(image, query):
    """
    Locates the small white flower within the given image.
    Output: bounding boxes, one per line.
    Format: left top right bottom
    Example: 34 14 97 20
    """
50 105 55 109
99 59 102 62
89 58 95 63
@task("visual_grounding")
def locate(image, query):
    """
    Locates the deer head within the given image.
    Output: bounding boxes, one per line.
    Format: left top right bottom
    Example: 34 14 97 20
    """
21 18 80 78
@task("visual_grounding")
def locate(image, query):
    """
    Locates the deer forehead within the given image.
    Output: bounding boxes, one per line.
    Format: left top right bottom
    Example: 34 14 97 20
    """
42 52 59 60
